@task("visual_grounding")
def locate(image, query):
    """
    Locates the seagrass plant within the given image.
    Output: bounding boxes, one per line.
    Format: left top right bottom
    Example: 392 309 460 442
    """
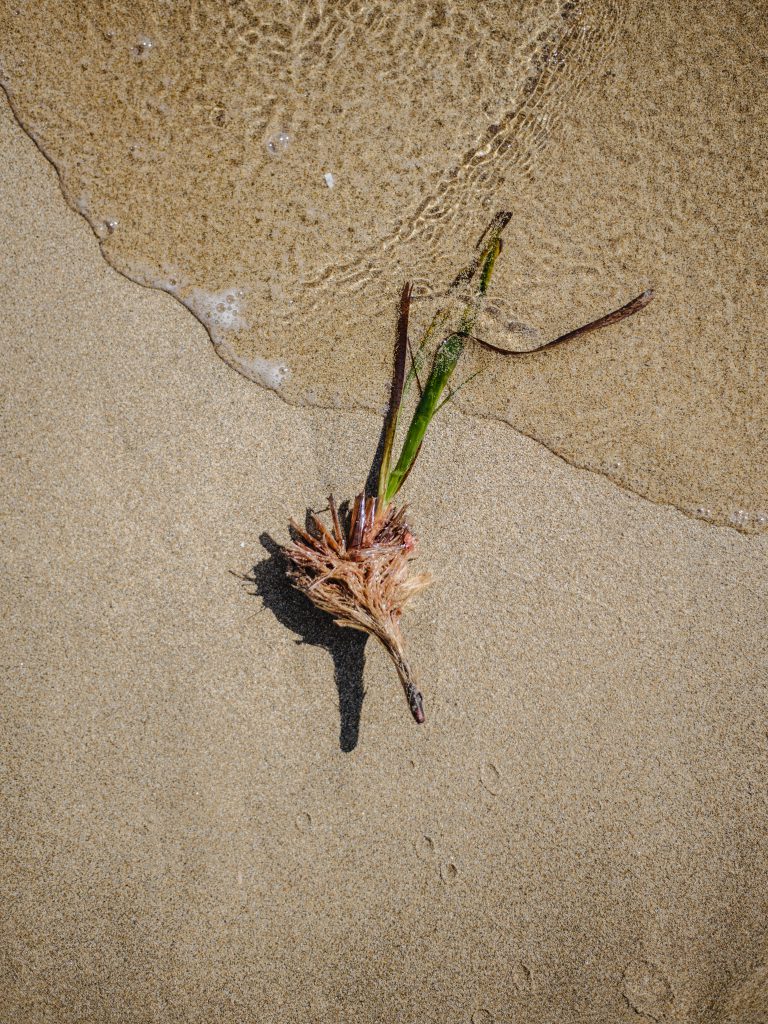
283 213 653 724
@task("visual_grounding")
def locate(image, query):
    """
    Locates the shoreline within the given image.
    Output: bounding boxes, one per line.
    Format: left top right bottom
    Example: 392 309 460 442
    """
2 82 767 1023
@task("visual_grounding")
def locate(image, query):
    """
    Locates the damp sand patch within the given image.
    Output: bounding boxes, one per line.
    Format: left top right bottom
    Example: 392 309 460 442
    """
0 0 765 529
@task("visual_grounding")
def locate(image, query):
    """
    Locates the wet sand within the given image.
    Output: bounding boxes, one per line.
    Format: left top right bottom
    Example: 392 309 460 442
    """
2 91 768 1021
1 0 765 531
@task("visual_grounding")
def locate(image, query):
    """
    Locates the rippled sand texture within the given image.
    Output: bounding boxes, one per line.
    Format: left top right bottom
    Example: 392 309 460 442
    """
0 0 765 530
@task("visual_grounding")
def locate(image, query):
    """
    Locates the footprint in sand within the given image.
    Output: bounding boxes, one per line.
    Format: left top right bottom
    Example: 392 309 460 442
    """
413 832 459 884
414 834 436 861
471 1010 494 1024
511 960 536 993
621 957 673 1020
480 761 502 795
439 861 459 884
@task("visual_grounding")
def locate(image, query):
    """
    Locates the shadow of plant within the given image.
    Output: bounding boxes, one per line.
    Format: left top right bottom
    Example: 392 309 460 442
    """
242 532 368 752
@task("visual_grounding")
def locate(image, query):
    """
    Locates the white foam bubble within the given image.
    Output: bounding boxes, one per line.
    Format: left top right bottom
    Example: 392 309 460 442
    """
74 193 91 217
91 216 119 240
265 130 290 157
72 194 120 241
131 36 155 61
184 286 248 335
177 287 289 390
236 355 290 390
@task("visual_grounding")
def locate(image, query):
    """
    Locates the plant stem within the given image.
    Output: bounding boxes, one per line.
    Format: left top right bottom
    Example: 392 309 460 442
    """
377 283 411 508
383 229 505 504
384 331 464 503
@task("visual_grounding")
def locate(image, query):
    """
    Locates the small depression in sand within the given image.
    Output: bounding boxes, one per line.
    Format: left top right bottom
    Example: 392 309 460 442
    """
0 0 765 530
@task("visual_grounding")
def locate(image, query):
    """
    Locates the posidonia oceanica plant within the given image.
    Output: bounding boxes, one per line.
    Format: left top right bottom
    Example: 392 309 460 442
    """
284 213 654 724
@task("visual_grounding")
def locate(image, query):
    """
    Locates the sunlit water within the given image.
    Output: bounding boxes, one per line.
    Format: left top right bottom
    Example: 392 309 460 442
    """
1 0 765 530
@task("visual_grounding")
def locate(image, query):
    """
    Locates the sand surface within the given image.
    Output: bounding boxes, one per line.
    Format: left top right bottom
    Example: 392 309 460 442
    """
1 62 768 1024
1 0 766 530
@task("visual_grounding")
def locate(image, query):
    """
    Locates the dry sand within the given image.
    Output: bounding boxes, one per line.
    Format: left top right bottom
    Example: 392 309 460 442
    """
1 78 768 1024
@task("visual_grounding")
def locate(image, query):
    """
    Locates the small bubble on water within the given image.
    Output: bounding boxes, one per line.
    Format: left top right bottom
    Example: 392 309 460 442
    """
94 217 119 240
755 511 768 526
131 36 155 60
265 130 291 157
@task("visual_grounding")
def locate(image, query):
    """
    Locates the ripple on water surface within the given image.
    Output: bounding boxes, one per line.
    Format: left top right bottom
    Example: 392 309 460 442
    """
1 0 765 529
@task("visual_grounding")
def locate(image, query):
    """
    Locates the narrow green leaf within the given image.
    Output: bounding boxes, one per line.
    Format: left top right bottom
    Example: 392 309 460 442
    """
384 332 465 503
381 213 511 503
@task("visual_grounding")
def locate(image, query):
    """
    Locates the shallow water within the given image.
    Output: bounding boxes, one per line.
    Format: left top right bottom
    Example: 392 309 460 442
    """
1 0 765 530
